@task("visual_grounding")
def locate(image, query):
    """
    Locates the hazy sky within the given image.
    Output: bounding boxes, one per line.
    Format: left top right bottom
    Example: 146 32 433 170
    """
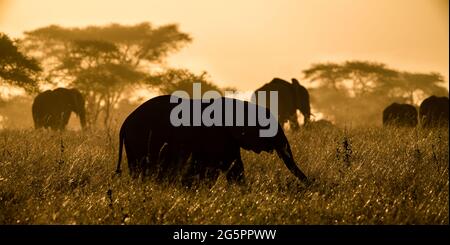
0 0 448 90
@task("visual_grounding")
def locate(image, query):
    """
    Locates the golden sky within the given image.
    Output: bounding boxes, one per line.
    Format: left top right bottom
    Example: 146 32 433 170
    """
0 0 448 90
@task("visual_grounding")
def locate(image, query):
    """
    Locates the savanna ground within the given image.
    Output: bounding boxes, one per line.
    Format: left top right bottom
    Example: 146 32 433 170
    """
0 125 448 224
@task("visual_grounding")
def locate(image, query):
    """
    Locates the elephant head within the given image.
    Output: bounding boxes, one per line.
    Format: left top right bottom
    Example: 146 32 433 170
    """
291 78 311 125
229 124 308 182
229 100 308 182
54 88 86 129
69 88 87 129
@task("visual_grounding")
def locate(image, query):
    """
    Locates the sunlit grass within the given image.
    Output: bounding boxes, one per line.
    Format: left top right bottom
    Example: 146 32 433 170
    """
0 126 448 224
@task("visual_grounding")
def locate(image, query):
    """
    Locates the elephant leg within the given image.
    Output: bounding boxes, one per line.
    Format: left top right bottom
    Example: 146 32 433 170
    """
155 143 170 182
138 158 148 179
196 165 220 188
61 111 71 130
34 118 43 129
54 112 64 130
226 157 245 185
204 168 220 185
172 147 194 183
143 153 159 181
181 153 200 188
128 158 140 179
142 131 165 180
123 141 142 179
154 143 187 183
50 123 59 131
44 117 54 129
48 113 62 130
288 114 300 130
182 152 221 188
130 155 145 179
156 152 180 183
194 157 221 185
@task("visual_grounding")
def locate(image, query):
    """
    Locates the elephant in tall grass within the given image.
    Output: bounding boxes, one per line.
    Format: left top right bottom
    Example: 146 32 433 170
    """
382 103 418 127
419 96 449 128
115 95 309 186
255 78 310 130
32 88 86 130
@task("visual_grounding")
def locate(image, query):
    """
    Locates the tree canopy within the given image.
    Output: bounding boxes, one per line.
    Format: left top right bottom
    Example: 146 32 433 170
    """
23 23 191 67
303 60 448 125
146 68 221 96
22 22 192 127
0 33 41 93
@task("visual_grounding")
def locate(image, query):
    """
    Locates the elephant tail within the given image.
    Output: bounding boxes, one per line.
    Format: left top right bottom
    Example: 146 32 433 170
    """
115 127 125 175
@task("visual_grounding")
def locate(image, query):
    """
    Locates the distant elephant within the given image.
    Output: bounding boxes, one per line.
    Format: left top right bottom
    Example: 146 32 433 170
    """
115 95 308 186
382 103 418 127
32 88 86 130
419 96 449 128
255 78 311 130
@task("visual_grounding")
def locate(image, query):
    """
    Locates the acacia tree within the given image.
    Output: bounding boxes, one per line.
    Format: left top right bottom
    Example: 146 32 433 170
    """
303 61 448 125
58 40 145 127
146 68 221 96
22 23 191 127
386 72 447 104
0 33 41 94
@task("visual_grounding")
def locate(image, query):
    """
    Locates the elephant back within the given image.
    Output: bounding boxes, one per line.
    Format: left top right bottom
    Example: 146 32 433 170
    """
419 96 449 128
382 103 418 127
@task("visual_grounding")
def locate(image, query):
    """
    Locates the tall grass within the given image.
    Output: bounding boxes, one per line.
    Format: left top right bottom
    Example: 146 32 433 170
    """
0 126 448 224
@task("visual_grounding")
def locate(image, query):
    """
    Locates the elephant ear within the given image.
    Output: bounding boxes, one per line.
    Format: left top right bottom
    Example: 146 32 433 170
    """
291 78 311 121
71 89 84 106
291 78 302 103
70 89 87 128
291 78 301 87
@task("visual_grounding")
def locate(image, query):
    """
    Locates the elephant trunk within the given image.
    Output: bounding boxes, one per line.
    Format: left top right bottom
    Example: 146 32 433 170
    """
75 103 86 129
303 110 311 125
300 97 311 125
70 89 87 130
79 108 87 129
276 142 308 182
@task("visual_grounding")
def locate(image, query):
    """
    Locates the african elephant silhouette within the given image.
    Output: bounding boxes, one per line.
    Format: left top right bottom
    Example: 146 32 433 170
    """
382 103 418 127
32 88 86 130
419 96 449 128
255 78 310 130
115 95 309 187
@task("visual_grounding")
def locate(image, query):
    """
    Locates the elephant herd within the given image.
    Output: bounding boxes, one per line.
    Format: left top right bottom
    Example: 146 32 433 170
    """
383 96 449 128
30 79 448 187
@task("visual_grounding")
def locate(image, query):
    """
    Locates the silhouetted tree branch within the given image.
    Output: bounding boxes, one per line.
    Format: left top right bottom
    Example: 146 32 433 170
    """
22 23 192 127
303 60 448 126
0 33 41 94
146 68 221 96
